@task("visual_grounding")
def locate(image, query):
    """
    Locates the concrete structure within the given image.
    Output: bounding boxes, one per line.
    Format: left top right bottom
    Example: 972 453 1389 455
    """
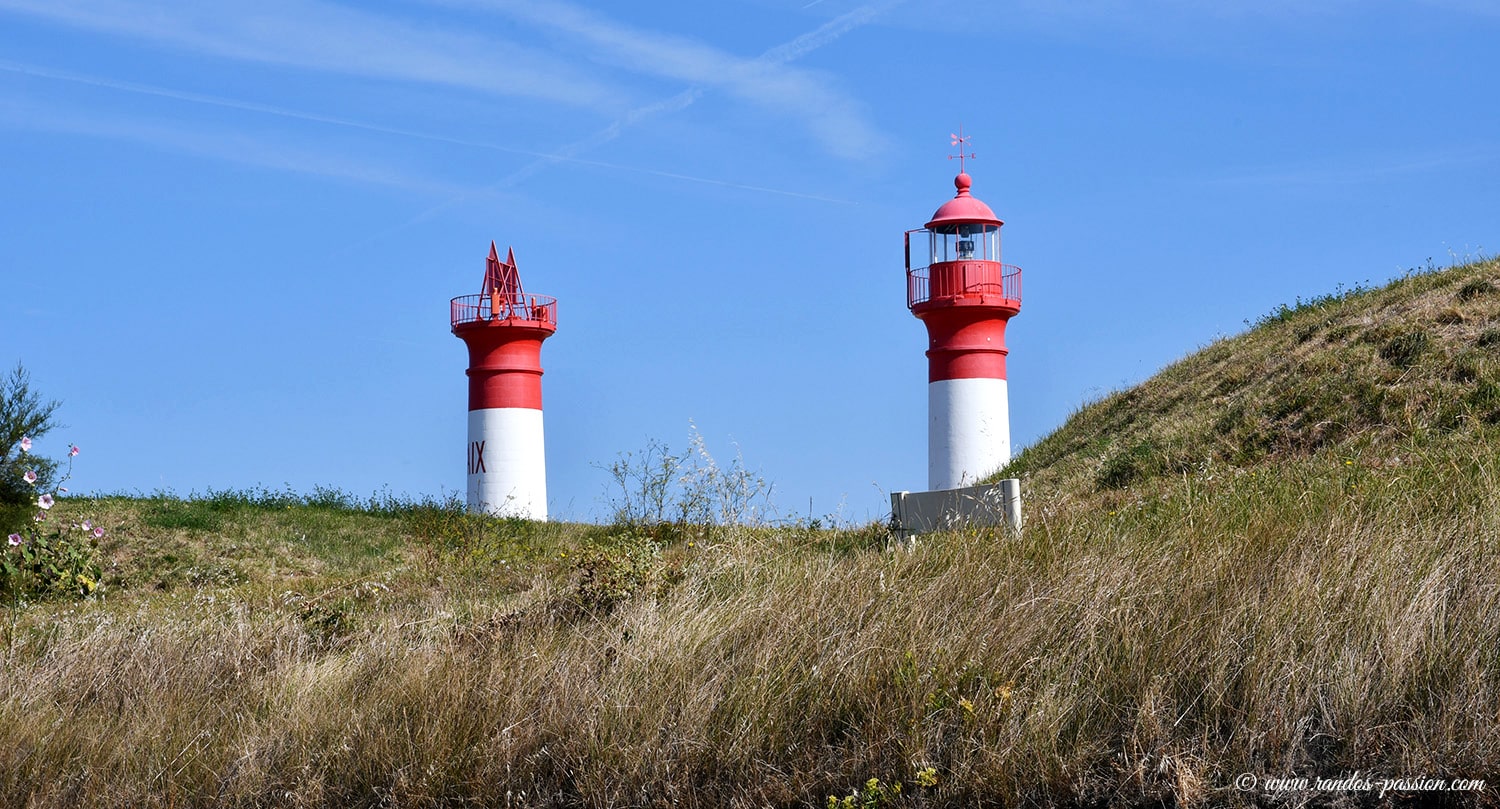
451 243 557 519
890 479 1022 540
905 152 1023 491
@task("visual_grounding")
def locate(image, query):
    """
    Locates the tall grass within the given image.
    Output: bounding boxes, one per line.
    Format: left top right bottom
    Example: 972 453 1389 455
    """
1 429 1496 807
5 261 1499 806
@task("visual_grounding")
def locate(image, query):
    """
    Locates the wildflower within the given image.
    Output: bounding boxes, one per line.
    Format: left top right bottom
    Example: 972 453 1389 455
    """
19 436 31 453
69 444 79 457
33 512 45 523
7 533 20 546
81 519 92 531
1345 460 1353 466
92 526 105 538
38 493 54 510
23 469 37 485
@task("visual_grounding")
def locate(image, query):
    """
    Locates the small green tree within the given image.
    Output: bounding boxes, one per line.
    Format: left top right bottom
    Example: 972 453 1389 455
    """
0 363 61 511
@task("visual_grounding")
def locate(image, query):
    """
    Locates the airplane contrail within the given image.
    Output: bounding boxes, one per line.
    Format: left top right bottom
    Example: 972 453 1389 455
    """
0 58 849 205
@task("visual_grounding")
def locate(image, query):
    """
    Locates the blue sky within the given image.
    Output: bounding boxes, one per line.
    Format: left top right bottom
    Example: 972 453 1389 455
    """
4 0 1498 523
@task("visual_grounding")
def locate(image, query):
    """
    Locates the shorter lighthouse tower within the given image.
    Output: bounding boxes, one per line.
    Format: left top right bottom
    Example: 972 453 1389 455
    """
905 138 1022 491
451 243 558 519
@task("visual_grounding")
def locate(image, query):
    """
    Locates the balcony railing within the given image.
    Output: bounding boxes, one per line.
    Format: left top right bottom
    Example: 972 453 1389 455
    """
907 262 1022 309
451 294 558 328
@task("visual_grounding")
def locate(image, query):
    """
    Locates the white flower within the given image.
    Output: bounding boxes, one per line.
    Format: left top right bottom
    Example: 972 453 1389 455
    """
19 436 31 453
38 493 54 510
23 470 37 485
6 533 20 547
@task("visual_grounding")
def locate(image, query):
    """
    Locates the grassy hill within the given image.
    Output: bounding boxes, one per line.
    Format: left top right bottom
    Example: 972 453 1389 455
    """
1000 256 1500 494
2 260 1499 808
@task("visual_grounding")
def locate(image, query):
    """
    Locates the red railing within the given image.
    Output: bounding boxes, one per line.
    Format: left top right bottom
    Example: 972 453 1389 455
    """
451 294 558 328
907 262 1022 309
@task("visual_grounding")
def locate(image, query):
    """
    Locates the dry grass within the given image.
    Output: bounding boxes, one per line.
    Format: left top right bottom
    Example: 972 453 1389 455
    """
1002 257 1500 496
3 261 1499 807
2 435 1498 807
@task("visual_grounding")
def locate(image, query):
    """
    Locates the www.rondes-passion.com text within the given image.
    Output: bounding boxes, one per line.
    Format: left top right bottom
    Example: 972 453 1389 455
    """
1234 772 1486 799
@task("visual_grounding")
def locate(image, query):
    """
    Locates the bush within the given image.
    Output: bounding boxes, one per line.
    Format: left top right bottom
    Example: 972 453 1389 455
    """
1379 329 1430 368
599 423 771 531
2 443 104 603
0 363 60 511
1457 277 1494 302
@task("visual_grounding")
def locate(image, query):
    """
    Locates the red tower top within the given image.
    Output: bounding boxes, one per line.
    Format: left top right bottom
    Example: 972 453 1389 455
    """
451 242 558 331
926 173 1004 230
905 171 1021 315
451 242 557 411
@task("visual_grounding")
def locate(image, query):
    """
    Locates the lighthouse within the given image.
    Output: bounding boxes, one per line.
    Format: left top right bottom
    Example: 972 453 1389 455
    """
451 242 558 519
905 141 1022 491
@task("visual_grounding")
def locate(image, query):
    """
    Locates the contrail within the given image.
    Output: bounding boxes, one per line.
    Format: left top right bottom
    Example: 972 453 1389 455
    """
387 0 899 235
0 58 847 204
490 0 901 190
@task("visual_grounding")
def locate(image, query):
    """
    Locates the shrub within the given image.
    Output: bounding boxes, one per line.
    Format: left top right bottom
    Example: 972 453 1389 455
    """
599 423 771 532
1379 329 1430 368
2 439 103 603
0 363 61 511
1457 277 1494 302
1096 439 1162 490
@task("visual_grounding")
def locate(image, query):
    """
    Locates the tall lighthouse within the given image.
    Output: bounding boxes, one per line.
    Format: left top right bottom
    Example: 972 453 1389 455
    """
905 141 1022 491
451 242 558 519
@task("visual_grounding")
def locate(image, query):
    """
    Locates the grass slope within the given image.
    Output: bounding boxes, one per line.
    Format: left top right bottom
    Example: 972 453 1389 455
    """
999 257 1500 494
2 261 1498 808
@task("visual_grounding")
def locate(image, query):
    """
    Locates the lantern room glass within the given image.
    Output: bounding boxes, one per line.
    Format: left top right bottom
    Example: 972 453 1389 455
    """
928 224 1000 264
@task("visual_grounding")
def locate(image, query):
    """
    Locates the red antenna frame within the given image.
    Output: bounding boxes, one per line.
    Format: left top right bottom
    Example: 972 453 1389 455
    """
481 241 523 301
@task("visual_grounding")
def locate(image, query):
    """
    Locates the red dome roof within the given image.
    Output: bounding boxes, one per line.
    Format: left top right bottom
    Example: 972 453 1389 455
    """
926 173 1003 230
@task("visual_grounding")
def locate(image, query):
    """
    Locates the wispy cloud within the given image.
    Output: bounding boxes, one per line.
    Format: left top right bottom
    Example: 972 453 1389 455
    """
0 0 622 108
1207 146 1500 187
0 96 473 195
0 59 853 204
0 58 551 157
437 0 897 159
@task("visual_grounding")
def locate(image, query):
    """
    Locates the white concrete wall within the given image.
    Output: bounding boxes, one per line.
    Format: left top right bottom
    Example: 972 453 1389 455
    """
466 407 547 520
890 479 1022 539
928 376 1010 491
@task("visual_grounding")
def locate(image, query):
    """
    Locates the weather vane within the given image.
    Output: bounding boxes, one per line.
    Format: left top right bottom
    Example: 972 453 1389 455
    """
948 127 976 174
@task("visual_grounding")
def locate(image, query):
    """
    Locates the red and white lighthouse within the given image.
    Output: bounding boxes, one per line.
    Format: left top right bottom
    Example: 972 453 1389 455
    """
451 242 558 519
905 146 1022 491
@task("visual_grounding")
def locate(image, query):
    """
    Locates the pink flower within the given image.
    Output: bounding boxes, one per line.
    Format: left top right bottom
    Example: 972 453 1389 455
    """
23 469 37 485
33 512 45 523
92 526 105 538
37 493 54 510
6 533 20 547
19 436 31 453
81 519 93 531
68 445 79 457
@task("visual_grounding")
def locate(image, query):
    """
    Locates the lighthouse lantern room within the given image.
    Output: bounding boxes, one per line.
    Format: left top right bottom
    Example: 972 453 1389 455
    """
451 242 558 519
905 137 1022 491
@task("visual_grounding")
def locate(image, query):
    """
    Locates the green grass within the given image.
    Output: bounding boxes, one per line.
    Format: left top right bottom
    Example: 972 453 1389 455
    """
998 256 1500 493
2 259 1499 808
